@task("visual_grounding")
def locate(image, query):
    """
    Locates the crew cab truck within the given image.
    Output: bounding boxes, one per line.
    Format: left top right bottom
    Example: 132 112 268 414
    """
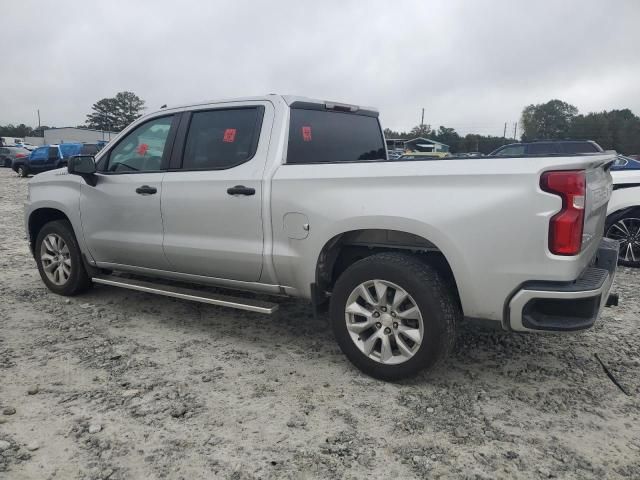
25 95 618 380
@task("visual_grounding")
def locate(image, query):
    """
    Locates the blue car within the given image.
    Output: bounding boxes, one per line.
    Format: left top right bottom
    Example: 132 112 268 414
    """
611 154 640 171
15 143 100 177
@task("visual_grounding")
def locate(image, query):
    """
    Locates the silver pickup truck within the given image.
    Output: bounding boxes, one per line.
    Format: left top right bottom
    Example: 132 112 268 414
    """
24 95 618 380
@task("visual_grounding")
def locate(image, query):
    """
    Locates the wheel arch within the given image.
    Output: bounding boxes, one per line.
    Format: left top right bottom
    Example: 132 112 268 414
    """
314 228 462 310
28 208 72 254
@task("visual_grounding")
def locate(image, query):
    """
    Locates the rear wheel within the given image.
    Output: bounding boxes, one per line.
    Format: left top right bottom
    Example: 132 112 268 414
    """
17 165 28 177
35 220 91 295
606 214 640 267
330 252 459 381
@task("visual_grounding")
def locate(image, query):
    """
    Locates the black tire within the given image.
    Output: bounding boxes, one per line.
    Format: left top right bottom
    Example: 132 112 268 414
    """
605 210 640 268
35 220 92 296
330 252 459 381
2 158 10 168
18 165 28 177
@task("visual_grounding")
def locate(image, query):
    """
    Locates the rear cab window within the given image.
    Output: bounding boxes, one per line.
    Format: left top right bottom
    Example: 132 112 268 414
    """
286 106 386 164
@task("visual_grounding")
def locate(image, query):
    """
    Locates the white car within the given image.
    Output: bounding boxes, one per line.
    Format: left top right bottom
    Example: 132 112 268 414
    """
606 169 640 266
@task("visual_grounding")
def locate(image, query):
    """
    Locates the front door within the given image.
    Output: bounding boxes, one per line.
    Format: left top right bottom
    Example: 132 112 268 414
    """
80 115 177 270
161 103 272 282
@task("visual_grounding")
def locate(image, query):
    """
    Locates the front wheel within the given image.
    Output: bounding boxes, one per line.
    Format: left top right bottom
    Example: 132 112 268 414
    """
17 165 28 177
606 213 640 267
330 252 459 381
35 220 92 295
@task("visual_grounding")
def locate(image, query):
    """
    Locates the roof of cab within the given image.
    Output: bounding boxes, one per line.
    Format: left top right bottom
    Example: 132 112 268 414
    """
149 94 378 116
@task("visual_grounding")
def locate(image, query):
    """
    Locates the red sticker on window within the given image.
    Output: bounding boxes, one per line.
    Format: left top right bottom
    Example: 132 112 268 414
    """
302 126 312 142
136 143 149 156
223 128 237 143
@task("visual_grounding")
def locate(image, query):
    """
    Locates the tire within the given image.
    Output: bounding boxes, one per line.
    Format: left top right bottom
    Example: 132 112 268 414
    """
2 158 10 168
17 165 28 177
35 220 92 296
330 252 459 381
605 211 640 267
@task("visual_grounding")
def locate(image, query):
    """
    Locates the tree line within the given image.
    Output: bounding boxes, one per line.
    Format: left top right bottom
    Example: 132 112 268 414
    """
385 100 640 155
383 125 517 155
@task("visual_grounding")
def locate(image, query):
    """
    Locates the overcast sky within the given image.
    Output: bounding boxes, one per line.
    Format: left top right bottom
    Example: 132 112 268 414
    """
2 0 639 136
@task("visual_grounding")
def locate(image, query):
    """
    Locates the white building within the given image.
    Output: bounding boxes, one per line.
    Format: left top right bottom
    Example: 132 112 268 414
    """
43 127 117 145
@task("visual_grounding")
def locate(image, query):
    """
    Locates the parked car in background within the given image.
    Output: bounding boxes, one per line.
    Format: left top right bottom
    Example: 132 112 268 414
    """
612 154 640 171
15 143 101 177
489 140 603 156
0 146 31 168
606 169 640 267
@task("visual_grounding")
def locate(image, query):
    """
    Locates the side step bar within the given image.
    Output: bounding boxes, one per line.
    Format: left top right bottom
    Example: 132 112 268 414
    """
92 276 279 314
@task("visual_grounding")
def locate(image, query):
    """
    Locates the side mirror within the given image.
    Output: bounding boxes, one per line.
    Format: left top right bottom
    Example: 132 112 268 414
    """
68 155 97 186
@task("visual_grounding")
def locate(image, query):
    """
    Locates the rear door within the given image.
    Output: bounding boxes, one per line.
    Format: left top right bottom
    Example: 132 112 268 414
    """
160 102 273 281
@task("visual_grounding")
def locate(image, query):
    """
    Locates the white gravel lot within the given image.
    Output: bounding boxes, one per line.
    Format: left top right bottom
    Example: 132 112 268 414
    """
0 168 639 480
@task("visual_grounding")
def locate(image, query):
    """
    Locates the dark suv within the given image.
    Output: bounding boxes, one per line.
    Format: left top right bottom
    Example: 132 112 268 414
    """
489 140 603 156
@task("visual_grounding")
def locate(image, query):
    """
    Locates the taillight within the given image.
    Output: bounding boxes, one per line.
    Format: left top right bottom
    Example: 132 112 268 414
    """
540 170 586 256
16 153 26 158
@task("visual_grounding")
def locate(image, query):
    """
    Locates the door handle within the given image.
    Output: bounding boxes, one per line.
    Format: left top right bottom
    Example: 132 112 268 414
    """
136 185 157 195
227 185 255 196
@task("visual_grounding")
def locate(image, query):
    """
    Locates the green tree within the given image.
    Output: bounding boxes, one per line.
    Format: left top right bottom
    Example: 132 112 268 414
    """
521 99 578 140
432 126 461 153
409 124 432 138
85 91 145 132
568 109 640 154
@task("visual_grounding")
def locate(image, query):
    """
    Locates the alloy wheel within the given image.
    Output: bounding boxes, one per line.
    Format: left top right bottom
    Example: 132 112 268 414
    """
344 279 424 365
40 233 72 285
606 217 640 263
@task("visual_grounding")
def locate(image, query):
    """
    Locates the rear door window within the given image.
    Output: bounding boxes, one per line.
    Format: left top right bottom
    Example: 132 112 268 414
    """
287 108 386 164
527 143 560 154
181 107 264 170
558 142 600 154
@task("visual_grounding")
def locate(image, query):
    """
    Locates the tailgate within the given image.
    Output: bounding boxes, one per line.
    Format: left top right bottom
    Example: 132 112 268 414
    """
583 160 614 251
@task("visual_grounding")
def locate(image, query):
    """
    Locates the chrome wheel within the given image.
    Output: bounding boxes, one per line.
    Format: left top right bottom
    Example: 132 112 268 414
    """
606 217 640 263
344 279 424 365
40 233 72 285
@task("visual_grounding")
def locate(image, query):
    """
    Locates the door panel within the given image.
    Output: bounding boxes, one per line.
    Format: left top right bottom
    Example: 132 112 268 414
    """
80 173 170 269
80 114 178 270
161 102 273 282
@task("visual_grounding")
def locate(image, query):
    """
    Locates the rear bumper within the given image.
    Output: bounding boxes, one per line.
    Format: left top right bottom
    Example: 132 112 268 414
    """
507 238 618 332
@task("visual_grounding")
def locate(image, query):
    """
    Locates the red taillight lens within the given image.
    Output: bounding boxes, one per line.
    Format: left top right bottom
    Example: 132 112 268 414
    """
16 153 26 158
540 170 586 256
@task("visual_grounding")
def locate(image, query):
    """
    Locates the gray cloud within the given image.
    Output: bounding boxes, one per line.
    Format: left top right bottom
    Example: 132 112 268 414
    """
2 0 639 136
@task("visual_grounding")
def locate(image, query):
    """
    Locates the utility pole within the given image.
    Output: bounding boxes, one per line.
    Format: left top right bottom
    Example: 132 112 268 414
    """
503 122 507 141
37 109 41 129
420 108 425 134
513 121 517 140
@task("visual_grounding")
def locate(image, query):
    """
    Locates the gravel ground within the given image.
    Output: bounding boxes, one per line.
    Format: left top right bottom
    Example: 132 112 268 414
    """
1 168 639 480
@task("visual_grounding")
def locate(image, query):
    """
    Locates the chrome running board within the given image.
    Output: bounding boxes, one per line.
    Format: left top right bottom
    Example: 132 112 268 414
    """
92 276 279 314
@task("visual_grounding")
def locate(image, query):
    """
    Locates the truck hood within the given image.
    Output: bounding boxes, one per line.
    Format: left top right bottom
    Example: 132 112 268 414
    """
28 167 70 183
